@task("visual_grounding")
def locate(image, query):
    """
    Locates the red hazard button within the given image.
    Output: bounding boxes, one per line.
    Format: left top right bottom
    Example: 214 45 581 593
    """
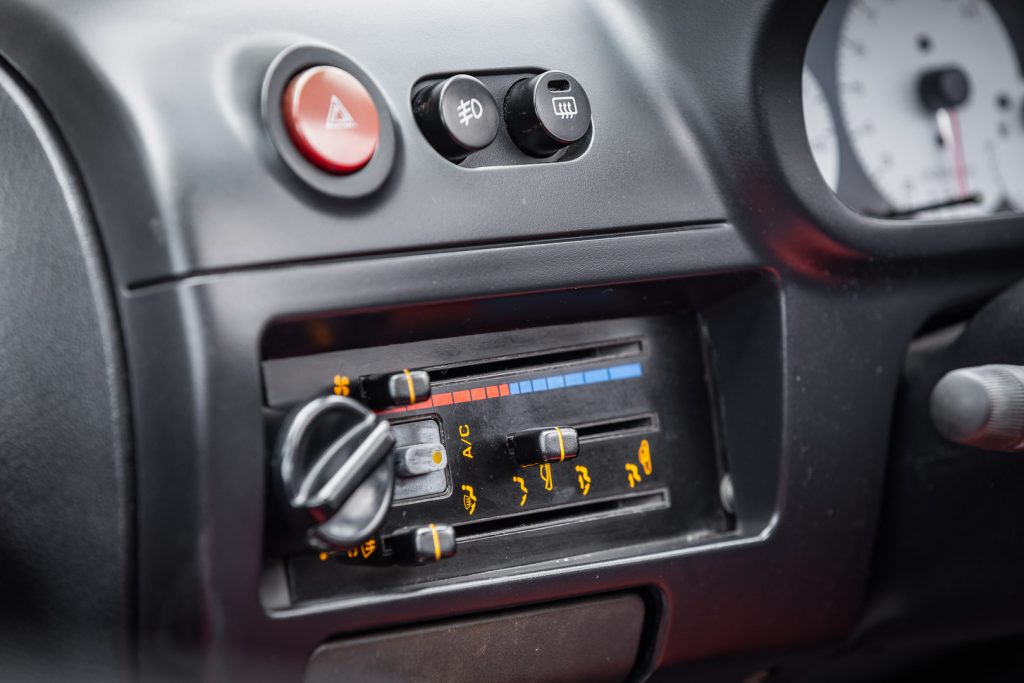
282 66 380 174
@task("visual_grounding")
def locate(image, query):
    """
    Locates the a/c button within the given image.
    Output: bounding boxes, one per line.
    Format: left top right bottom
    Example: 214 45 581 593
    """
282 65 380 174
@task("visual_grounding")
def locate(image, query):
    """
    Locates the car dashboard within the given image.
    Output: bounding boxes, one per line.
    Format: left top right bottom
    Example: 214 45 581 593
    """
2 1 1024 682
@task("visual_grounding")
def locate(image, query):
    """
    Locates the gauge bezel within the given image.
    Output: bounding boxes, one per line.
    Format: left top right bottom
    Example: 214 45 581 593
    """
811 0 1024 221
805 0 893 217
747 0 1024 265
801 67 842 192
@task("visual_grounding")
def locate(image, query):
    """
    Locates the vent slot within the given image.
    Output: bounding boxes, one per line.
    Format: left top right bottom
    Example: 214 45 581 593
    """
428 339 642 387
575 414 658 442
448 490 669 541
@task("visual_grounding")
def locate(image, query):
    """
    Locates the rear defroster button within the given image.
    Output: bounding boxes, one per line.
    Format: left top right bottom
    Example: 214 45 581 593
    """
504 70 592 157
282 65 381 174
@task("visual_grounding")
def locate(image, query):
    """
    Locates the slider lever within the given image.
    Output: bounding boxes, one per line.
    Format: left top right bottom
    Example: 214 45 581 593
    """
390 524 457 565
361 369 431 409
507 426 579 467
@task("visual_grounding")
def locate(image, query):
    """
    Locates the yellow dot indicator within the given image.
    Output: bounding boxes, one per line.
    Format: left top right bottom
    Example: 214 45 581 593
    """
318 552 329 562
432 450 443 465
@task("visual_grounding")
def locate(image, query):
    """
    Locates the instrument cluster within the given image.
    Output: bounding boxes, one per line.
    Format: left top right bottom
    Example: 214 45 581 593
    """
804 0 1024 219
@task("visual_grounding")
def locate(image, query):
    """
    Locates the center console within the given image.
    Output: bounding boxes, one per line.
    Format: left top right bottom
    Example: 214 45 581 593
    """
259 283 742 606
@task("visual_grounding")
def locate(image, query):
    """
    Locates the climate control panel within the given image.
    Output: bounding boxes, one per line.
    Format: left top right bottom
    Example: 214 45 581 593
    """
262 304 731 604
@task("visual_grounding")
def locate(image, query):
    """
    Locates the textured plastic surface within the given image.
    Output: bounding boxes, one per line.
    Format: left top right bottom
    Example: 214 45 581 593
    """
0 0 726 286
304 593 645 683
0 61 131 680
1 1 1024 681
857 281 1024 659
118 220 1024 682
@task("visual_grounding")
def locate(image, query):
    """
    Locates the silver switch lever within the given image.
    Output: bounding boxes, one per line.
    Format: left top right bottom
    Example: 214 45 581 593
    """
931 364 1024 452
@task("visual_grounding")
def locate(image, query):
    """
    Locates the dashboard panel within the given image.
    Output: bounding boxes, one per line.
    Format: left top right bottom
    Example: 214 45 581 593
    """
2 1 1024 682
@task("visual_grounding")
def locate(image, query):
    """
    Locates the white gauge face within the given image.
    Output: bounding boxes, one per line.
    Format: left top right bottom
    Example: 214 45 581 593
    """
993 87 1024 210
837 0 1024 218
803 68 841 191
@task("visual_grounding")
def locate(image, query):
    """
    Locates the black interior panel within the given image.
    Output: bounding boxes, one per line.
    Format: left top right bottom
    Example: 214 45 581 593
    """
304 593 647 683
2 1 1024 681
0 60 131 680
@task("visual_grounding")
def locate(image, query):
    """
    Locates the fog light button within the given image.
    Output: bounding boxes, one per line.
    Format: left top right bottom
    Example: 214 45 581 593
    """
413 74 500 161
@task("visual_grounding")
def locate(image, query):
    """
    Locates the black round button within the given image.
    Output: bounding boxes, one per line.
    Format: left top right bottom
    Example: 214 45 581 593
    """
413 75 500 161
505 70 592 157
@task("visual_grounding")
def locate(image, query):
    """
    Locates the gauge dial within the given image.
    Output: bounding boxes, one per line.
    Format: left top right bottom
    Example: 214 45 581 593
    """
837 0 1024 218
803 68 841 191
993 90 1024 210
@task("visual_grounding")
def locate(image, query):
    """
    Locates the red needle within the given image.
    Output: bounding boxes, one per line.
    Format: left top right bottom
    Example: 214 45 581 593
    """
947 107 969 197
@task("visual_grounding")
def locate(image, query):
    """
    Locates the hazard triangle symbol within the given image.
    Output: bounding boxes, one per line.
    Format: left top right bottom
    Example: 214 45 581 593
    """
325 95 357 129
